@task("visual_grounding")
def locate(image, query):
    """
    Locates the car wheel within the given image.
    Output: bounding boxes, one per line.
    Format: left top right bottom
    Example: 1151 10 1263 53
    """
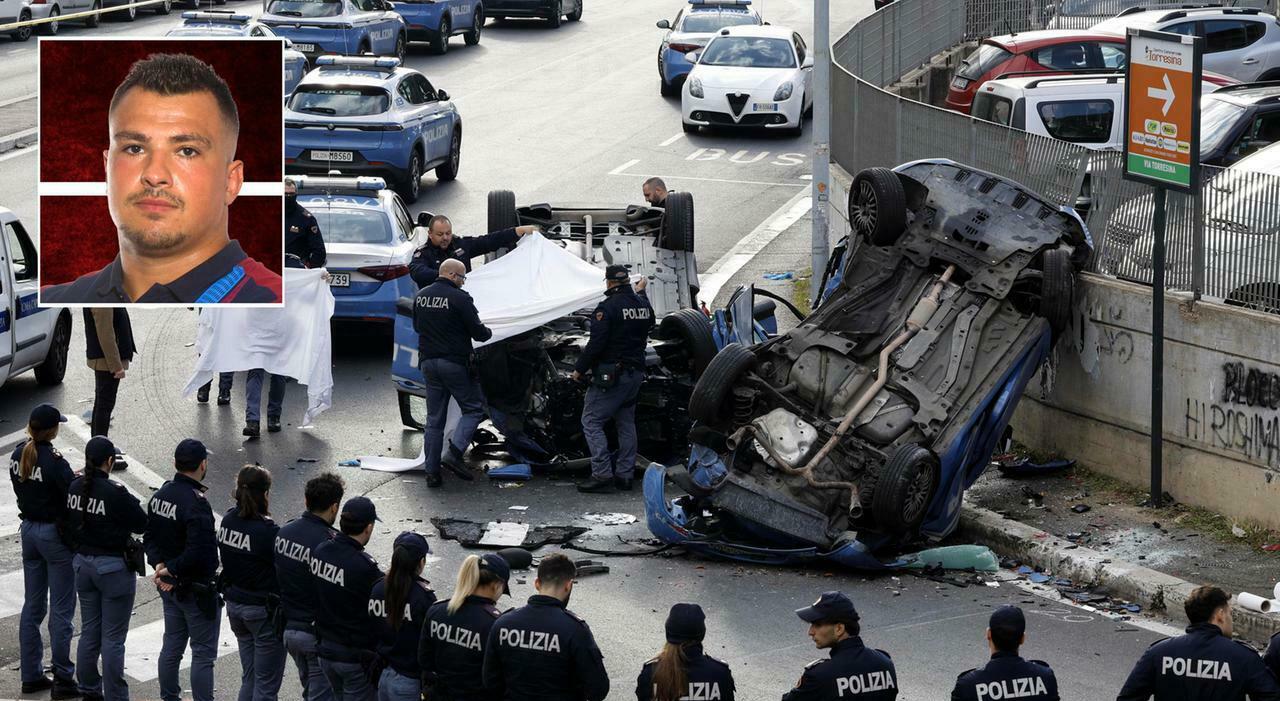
661 191 694 252
84 0 100 26
155 0 170 14
688 343 756 426
394 32 406 60
1039 248 1074 335
11 9 31 40
34 314 71 386
547 0 561 27
660 76 678 97
432 16 450 54
436 129 461 181
464 3 482 45
398 390 426 430
682 121 697 134
849 167 907 247
487 189 519 233
871 443 939 534
120 1 136 21
659 308 717 379
38 5 58 35
566 0 581 21
399 151 422 203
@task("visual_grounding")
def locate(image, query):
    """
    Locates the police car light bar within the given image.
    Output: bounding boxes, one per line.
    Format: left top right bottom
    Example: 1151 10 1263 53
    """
314 56 401 70
181 10 252 20
687 0 751 5
294 175 388 192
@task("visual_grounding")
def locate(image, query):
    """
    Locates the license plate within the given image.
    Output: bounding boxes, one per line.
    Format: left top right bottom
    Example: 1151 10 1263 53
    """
328 272 350 287
293 43 316 52
752 103 779 112
311 150 353 162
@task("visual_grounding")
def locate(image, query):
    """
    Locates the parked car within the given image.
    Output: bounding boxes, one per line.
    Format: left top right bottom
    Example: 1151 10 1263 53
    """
1091 6 1280 82
260 0 407 60
1 0 100 37
681 25 813 135
390 0 480 54
485 0 579 27
1199 82 1280 166
644 160 1092 568
2 207 71 390
166 11 311 94
656 0 763 97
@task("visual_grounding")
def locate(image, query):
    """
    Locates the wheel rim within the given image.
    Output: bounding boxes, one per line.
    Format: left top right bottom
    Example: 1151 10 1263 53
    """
450 133 459 171
397 34 404 58
410 155 421 198
902 461 934 524
852 180 878 235
49 9 58 33
440 20 449 50
473 9 482 36
50 320 68 376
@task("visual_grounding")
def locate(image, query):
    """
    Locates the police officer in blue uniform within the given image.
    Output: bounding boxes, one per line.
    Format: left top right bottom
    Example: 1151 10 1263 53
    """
368 532 437 701
1265 632 1280 688
1117 585 1280 700
275 473 345 701
219 464 285 701
782 591 898 701
10 404 79 699
407 214 536 288
286 178 327 270
637 603 735 701
312 496 385 701
951 606 1058 701
144 438 222 701
66 436 147 701
574 265 655 494
413 258 491 488
483 553 610 701
420 552 512 701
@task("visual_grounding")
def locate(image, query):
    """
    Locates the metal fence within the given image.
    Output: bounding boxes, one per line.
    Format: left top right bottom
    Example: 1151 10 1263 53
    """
964 0 1273 37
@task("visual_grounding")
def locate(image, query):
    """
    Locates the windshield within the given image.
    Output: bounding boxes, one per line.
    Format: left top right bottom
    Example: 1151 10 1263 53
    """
267 0 341 18
289 86 390 116
1200 97 1247 155
1233 142 1280 175
957 43 1014 80
680 11 758 33
701 37 795 68
308 206 392 244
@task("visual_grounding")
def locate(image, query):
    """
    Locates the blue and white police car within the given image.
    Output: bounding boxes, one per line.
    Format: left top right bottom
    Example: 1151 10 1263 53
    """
656 0 761 96
166 12 311 95
285 56 462 204
260 0 407 61
391 0 481 55
294 174 421 322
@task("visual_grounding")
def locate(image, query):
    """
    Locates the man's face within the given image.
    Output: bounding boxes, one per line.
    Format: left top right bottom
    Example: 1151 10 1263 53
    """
429 222 454 249
643 183 667 206
285 180 297 197
808 621 843 649
105 89 243 256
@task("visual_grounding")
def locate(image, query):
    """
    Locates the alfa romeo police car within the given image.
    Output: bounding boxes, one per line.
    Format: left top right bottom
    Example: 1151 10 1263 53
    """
2 208 71 391
656 0 762 97
293 175 420 322
166 12 311 94
391 0 481 54
285 56 462 204
260 0 407 61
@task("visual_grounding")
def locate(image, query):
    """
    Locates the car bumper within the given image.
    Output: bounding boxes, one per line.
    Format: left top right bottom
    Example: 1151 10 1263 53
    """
329 277 402 322
682 89 802 128
395 3 446 38
261 26 356 57
661 49 694 84
286 149 409 183
486 0 555 17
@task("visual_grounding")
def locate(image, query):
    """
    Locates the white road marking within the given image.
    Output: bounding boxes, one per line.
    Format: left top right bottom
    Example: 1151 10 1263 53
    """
0 92 36 109
611 169 808 189
0 145 37 164
659 132 685 147
62 415 169 492
698 189 812 306
0 569 28 619
122 614 237 682
609 158 641 176
39 182 282 197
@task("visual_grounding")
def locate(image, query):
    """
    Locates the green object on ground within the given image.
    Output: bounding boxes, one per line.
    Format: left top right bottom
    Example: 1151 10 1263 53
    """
898 544 999 572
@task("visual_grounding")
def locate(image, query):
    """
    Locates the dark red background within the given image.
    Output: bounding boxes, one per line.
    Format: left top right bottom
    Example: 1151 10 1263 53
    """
40 39 283 181
41 197 283 286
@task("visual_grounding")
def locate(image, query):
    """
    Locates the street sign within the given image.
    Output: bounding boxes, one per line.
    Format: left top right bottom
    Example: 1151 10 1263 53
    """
1123 29 1202 193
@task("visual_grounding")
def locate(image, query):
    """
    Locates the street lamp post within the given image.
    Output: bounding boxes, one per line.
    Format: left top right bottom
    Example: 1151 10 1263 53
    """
811 0 831 304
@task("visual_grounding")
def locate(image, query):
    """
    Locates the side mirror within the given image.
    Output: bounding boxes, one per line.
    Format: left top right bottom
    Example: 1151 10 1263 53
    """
656 19 670 29
685 50 701 63
802 54 813 69
436 89 449 101
417 211 434 227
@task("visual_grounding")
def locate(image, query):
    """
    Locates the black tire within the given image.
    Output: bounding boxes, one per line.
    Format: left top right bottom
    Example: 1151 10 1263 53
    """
394 32 406 60
84 1 100 27
38 6 58 34
398 391 425 430
661 191 694 252
121 1 136 20
487 190 519 232
34 314 71 386
849 167 907 247
1039 248 1074 335
682 121 697 134
436 129 461 181
432 16 450 54
547 0 561 27
566 0 580 21
871 443 939 534
399 151 422 203
688 343 756 425
11 9 31 39
659 308 717 379
154 0 170 14
464 4 482 45
660 75 678 97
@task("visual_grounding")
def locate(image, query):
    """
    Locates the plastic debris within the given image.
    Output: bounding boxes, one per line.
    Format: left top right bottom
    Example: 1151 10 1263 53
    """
580 512 637 526
297 457 319 463
488 463 533 481
1232 525 1247 538
997 457 1076 478
1016 565 1034 575
898 544 999 572
509 505 529 511
1262 544 1280 552
763 272 795 281
337 459 361 467
1028 573 1051 584
1071 504 1092 513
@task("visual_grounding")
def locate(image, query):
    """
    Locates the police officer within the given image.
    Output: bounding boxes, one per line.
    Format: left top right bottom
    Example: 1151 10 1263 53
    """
574 265 655 494
407 214 537 288
782 591 898 701
420 552 512 700
286 177 326 269
637 603 735 701
275 473 345 701
1265 631 1280 688
219 464 285 701
951 606 1058 701
312 496 385 701
368 532 437 701
482 552 610 701
66 436 147 701
1117 585 1280 700
10 404 79 699
144 438 221 701
413 258 491 488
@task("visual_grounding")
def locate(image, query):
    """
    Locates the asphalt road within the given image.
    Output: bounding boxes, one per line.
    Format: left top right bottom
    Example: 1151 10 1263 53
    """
0 1 1182 699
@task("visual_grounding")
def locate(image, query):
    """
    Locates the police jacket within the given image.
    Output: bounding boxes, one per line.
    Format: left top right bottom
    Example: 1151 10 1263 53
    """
369 577 436 678
65 470 147 556
482 594 610 701
636 643 735 701
274 512 336 627
421 594 504 699
409 228 520 288
286 202 327 269
1116 623 1280 701
9 440 74 523
1265 632 1280 686
312 533 384 652
85 308 136 366
951 651 1058 701
781 636 898 701
217 506 280 606
414 278 492 364
574 285 654 375
144 472 219 584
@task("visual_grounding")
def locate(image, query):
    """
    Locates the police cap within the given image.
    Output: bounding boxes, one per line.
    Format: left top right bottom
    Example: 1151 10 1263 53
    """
989 605 1026 638
666 603 707 644
394 531 430 560
86 436 117 466
342 496 380 525
480 552 512 595
174 438 209 469
604 264 630 282
29 403 68 431
796 591 859 625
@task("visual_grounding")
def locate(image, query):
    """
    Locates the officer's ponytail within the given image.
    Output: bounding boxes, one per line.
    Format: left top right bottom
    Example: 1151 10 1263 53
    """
447 555 504 615
233 465 272 519
652 644 691 701
385 545 424 631
18 424 58 482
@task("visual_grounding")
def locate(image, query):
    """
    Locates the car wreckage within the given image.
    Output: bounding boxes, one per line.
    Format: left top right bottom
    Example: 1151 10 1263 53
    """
644 159 1093 569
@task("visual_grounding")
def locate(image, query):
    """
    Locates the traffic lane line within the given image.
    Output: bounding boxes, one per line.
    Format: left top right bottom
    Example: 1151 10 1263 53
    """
698 189 813 306
659 132 685 147
610 168 807 189
122 614 238 682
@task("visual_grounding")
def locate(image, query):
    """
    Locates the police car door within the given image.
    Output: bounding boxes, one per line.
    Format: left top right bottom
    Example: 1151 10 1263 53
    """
408 74 452 164
0 218 14 387
355 0 398 54
449 0 473 32
4 218 45 373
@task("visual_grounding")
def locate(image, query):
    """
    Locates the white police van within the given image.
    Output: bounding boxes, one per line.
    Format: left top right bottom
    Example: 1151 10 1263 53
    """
0 207 71 390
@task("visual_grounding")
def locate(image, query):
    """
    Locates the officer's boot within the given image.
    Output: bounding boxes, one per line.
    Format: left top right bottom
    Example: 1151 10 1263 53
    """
614 476 634 491
196 383 210 403
51 675 81 700
267 416 282 433
243 421 260 438
217 389 232 406
441 444 474 481
577 477 616 494
426 472 443 488
21 676 52 694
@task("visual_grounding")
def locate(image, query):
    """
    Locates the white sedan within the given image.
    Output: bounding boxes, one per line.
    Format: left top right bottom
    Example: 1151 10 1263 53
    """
681 25 813 135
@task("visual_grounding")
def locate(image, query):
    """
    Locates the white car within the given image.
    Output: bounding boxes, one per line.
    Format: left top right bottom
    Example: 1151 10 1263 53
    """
0 207 71 390
1090 7 1280 82
681 24 813 135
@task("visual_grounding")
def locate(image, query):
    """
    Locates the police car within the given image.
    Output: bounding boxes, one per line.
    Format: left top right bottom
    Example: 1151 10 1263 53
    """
682 24 813 136
165 12 311 95
285 56 462 204
1 208 71 390
294 175 421 322
656 0 762 97
486 0 580 27
260 0 407 61
391 0 480 54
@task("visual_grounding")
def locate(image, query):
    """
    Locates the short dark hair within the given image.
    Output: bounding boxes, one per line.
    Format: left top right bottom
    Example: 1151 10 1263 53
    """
304 473 345 513
427 214 452 232
1185 585 1231 625
536 552 576 586
174 456 203 473
109 53 240 140
338 513 370 536
643 177 667 191
990 625 1021 652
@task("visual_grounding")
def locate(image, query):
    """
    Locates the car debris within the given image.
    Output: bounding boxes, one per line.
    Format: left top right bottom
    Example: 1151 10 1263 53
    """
996 457 1076 477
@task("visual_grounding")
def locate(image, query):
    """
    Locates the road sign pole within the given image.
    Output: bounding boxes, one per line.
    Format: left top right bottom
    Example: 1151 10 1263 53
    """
1151 186 1166 508
811 0 831 304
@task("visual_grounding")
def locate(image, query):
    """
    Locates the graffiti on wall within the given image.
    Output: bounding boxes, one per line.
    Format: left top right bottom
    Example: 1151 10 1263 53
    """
1183 362 1280 468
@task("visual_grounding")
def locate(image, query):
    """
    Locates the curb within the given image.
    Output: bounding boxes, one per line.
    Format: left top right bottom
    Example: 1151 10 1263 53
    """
0 128 37 156
958 502 1280 645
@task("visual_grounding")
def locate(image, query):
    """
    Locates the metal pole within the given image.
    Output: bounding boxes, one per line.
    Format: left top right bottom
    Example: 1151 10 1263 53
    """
811 0 831 305
1151 186 1167 508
